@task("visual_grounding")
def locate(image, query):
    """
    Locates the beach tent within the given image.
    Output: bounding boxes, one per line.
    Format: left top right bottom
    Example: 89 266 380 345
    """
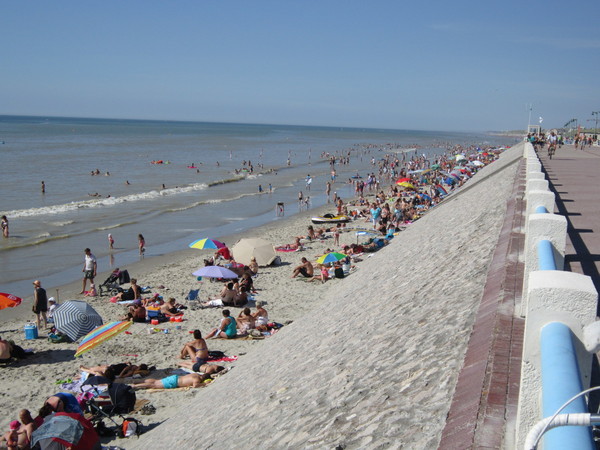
231 238 277 266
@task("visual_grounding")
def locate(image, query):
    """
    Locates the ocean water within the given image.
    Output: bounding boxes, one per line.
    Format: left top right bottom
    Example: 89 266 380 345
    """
0 115 516 299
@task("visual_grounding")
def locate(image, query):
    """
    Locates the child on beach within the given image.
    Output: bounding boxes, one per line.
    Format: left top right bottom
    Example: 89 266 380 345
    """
108 233 114 250
84 283 97 297
1 421 22 450
47 298 57 323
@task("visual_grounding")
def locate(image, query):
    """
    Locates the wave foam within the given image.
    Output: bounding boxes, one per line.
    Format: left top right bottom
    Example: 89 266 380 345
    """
6 183 210 218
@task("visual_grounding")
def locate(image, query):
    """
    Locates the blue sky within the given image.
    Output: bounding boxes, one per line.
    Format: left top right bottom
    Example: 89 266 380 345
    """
2 1 599 132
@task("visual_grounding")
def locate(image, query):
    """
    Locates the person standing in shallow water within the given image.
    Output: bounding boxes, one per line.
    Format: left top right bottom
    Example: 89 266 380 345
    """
138 234 145 256
41 181 45 194
1 216 8 238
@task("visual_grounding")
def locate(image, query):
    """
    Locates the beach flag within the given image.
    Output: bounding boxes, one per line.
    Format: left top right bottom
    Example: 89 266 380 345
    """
539 117 544 124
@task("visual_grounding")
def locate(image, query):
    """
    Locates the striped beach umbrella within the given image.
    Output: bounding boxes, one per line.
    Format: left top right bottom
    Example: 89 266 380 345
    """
53 301 103 342
75 321 132 357
316 252 348 265
189 238 225 250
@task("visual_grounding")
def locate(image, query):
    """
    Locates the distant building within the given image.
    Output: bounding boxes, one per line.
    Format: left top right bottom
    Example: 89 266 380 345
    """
527 125 541 135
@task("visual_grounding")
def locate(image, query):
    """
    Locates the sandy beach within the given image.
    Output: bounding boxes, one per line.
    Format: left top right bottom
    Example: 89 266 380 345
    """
0 142 523 448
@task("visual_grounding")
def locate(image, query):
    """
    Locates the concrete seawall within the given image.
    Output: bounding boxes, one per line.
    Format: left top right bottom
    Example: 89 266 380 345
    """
130 143 525 449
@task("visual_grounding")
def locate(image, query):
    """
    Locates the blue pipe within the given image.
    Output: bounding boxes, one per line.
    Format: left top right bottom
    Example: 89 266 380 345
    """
540 322 594 449
538 240 557 271
536 205 549 214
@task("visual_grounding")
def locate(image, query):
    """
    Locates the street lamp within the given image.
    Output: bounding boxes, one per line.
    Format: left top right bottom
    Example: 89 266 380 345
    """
592 111 600 135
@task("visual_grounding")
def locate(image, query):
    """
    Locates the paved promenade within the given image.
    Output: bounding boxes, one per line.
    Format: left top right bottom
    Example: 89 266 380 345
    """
538 143 600 304
441 141 600 448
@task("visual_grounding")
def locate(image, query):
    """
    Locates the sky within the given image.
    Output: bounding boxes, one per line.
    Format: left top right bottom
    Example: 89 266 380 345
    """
2 1 599 132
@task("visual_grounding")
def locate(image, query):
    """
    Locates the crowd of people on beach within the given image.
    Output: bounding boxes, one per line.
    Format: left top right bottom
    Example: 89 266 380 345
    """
0 141 507 447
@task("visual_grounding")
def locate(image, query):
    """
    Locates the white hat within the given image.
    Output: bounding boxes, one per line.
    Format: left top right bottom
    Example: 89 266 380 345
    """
48 297 55 302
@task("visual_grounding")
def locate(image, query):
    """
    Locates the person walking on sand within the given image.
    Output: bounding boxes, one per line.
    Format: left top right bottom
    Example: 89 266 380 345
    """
32 280 48 330
138 234 145 256
80 248 97 294
1 215 8 238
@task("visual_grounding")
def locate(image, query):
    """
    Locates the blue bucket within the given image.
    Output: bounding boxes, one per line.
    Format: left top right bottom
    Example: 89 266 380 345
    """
24 323 38 340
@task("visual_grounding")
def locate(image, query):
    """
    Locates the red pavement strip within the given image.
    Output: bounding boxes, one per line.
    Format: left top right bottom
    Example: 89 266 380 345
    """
440 143 600 448
440 158 526 449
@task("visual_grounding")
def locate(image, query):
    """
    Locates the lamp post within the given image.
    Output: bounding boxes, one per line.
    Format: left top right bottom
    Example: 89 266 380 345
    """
592 111 600 135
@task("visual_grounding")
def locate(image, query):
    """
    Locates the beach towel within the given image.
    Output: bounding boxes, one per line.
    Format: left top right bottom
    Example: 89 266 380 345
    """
208 355 238 362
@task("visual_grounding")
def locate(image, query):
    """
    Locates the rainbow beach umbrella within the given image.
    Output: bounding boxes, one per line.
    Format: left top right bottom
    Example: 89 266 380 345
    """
0 293 22 310
75 321 132 357
397 181 415 190
316 252 348 265
189 238 225 250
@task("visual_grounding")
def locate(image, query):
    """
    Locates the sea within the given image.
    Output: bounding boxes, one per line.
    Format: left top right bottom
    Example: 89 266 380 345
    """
0 115 517 300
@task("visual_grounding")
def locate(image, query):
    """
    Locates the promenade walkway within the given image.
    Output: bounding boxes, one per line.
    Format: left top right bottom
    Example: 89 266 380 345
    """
441 142 600 448
537 143 600 302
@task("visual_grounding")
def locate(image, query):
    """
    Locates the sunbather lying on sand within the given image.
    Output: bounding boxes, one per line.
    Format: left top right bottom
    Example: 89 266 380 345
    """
81 362 147 380
131 373 210 390
177 361 226 375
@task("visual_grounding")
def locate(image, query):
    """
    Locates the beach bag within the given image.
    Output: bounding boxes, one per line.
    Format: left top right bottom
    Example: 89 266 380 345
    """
334 267 345 279
109 382 137 414
120 417 143 438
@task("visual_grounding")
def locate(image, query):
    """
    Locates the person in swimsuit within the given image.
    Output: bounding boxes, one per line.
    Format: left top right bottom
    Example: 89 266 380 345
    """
1 216 8 238
179 329 209 362
177 360 226 375
291 257 314 278
131 373 210 390
205 310 237 339
17 410 36 449
138 234 145 255
0 336 14 363
1 421 21 450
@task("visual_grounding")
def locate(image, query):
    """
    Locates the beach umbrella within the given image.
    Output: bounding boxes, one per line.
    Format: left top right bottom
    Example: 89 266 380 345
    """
231 237 277 266
396 177 411 184
316 252 348 265
471 160 485 167
31 412 99 450
74 321 132 357
431 163 441 170
435 184 448 195
455 154 467 161
397 181 416 190
192 265 239 279
188 238 225 250
53 301 103 342
0 292 22 310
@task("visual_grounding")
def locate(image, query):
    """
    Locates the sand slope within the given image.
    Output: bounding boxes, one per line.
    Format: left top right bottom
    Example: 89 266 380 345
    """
127 143 523 449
